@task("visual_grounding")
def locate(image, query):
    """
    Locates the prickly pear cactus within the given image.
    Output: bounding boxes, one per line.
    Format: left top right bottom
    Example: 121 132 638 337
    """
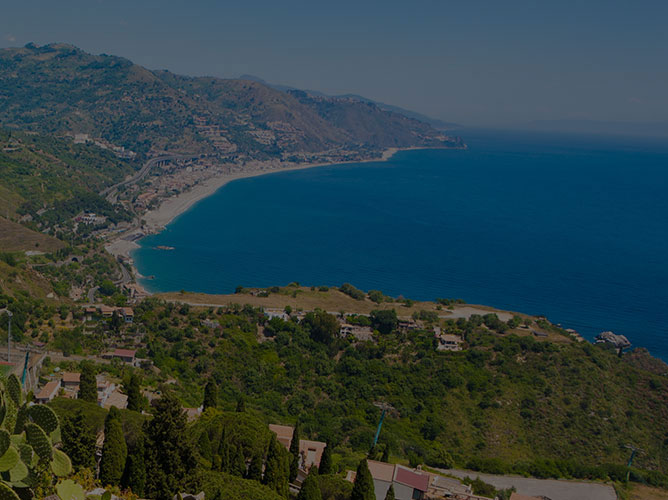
0 376 72 497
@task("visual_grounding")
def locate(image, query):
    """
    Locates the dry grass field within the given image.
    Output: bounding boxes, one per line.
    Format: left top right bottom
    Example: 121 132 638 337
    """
0 217 64 252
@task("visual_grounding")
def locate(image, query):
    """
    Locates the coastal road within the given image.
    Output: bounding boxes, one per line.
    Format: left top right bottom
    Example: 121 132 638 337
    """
440 469 616 500
100 153 199 202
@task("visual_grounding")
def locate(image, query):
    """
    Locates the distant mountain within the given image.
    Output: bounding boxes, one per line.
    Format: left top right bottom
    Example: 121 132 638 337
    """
238 74 459 130
0 43 463 160
523 119 668 138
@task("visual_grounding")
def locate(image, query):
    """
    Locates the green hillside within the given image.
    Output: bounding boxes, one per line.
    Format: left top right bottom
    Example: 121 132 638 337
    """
0 43 462 159
115 297 668 479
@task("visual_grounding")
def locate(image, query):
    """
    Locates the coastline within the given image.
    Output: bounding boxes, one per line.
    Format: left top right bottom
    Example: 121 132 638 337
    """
106 146 432 269
142 147 402 232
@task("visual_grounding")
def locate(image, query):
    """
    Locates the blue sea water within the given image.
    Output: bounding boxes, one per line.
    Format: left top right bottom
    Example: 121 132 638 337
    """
134 129 668 359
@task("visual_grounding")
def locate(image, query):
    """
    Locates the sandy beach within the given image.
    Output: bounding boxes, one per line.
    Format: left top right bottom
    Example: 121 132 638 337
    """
141 147 400 232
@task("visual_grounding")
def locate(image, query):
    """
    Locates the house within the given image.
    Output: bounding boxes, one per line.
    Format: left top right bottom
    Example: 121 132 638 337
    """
96 375 116 405
510 494 545 500
435 333 463 352
35 380 61 404
98 305 115 319
104 348 136 364
84 307 99 322
269 424 294 448
346 461 429 500
269 424 327 471
61 372 80 391
397 320 419 332
339 324 374 342
103 390 128 410
121 307 134 324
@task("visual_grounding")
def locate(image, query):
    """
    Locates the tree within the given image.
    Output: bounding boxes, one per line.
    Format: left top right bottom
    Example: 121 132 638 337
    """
99 279 116 296
232 444 246 477
203 379 218 410
381 445 390 463
124 372 143 412
61 409 96 471
110 309 122 333
351 459 375 500
297 469 322 500
289 420 301 482
236 395 246 412
370 309 397 335
318 442 332 475
144 394 197 500
246 451 263 481
198 431 213 462
78 363 97 402
302 310 339 344
263 434 289 497
122 434 146 496
100 410 128 486
217 428 231 473
384 484 395 500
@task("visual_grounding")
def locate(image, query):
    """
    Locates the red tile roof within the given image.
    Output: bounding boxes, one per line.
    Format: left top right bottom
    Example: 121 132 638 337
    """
113 348 136 358
394 466 429 492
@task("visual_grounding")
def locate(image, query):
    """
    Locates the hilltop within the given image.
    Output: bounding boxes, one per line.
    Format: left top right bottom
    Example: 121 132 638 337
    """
0 43 463 159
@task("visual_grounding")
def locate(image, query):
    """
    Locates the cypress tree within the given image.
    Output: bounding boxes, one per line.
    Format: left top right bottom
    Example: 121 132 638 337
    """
122 434 146 496
246 451 263 481
144 394 197 500
78 363 97 403
297 468 322 500
232 444 246 477
384 484 395 500
124 373 143 412
198 431 213 462
381 445 390 463
203 379 217 410
263 434 289 497
318 442 332 475
351 459 375 500
99 412 127 486
61 409 95 471
217 428 231 473
289 420 301 482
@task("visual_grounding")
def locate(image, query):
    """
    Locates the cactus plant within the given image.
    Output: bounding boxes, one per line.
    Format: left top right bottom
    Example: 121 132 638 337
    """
27 406 59 435
0 376 74 497
5 377 21 408
55 479 84 500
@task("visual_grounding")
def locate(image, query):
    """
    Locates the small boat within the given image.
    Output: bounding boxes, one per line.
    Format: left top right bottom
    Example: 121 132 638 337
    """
154 245 175 250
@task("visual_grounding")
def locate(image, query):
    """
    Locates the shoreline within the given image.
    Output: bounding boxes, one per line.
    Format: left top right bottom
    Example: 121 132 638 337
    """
142 147 403 232
106 146 440 268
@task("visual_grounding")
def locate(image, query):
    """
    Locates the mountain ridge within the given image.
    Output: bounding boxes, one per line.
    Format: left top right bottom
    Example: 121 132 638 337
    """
0 43 464 161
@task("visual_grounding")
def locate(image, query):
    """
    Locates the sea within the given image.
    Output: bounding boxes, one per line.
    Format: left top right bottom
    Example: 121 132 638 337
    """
133 129 668 359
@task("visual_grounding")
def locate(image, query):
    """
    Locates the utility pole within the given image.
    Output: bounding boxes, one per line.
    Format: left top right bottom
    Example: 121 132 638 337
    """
624 444 642 482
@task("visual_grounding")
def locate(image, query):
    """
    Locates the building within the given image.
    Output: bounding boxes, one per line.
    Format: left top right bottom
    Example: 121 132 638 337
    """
346 461 429 500
121 307 134 324
435 333 463 351
35 380 61 404
103 348 137 365
269 424 327 471
103 390 128 410
61 372 80 391
96 375 116 406
339 324 374 342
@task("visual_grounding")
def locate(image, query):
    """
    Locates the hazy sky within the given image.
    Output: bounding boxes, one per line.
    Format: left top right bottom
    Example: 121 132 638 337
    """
2 0 667 126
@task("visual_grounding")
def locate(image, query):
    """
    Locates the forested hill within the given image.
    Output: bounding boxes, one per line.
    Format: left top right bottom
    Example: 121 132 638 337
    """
0 43 463 158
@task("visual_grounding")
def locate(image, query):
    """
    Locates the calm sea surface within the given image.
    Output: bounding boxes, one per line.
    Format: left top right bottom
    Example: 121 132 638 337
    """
134 130 668 358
